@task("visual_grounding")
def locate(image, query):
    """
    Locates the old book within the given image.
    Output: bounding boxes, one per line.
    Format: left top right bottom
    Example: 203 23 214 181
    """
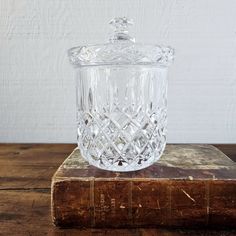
51 145 236 228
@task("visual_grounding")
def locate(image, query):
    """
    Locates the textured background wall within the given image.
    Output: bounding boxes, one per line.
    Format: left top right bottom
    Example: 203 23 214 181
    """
0 0 236 143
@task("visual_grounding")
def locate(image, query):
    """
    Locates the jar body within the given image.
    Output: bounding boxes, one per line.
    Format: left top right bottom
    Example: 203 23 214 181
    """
76 65 167 171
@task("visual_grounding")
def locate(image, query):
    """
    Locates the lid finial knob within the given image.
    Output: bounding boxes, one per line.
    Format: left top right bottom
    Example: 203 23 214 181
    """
109 17 135 43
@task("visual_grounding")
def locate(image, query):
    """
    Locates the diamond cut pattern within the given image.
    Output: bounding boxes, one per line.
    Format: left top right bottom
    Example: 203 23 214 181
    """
77 106 166 170
68 44 174 67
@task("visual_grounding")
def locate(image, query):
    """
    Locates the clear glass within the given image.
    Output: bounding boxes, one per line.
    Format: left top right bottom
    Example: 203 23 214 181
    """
76 65 168 171
68 17 174 171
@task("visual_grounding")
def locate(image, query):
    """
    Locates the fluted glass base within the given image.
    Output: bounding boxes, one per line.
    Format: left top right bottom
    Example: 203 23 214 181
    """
76 65 168 172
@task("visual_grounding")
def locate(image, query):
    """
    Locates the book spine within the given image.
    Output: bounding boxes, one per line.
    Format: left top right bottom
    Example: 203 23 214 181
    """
52 179 236 228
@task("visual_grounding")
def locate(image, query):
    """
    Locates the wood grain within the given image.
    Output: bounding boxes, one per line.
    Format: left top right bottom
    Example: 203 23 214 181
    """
0 144 76 189
0 144 236 236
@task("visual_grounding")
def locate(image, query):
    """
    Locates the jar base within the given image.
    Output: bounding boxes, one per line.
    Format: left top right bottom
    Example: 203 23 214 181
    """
79 143 166 172
86 159 159 172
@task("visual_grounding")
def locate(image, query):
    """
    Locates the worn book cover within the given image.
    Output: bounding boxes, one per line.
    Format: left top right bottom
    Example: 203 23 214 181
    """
51 145 236 228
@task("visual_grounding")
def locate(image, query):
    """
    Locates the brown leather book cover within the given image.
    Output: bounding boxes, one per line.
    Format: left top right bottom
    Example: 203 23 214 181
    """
51 145 236 228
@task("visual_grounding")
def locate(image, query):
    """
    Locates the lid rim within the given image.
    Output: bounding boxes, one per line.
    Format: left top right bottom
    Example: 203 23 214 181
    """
68 43 174 67
70 62 172 68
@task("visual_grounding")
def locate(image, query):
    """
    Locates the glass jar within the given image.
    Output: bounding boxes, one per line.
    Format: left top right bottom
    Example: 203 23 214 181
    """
68 17 174 171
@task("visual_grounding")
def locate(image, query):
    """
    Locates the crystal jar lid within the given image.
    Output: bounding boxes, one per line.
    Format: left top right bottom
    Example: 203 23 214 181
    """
68 17 174 67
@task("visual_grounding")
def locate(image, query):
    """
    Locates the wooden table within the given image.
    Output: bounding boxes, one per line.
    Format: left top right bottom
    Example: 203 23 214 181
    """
0 144 235 236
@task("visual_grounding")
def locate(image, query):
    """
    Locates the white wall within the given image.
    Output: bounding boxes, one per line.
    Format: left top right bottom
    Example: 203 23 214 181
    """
0 0 235 143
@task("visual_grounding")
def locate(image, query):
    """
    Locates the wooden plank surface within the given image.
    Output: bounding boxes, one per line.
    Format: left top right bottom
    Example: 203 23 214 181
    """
0 144 236 236
0 144 76 189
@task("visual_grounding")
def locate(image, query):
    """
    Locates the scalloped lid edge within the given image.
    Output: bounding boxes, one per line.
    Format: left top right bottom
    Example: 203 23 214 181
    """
68 17 174 67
